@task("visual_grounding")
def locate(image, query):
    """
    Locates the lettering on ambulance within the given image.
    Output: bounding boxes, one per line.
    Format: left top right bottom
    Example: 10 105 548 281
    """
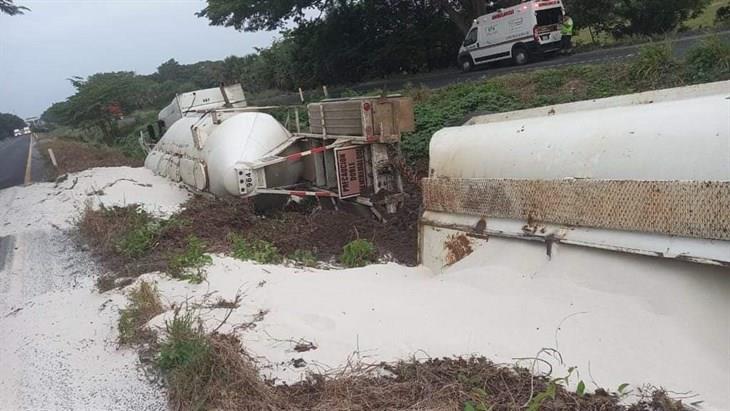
491 9 515 20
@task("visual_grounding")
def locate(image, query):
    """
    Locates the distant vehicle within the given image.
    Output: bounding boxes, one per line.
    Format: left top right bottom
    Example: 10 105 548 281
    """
458 0 565 72
13 129 22 137
22 126 31 135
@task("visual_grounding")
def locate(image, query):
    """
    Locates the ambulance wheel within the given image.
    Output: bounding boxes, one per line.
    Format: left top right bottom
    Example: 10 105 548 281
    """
459 56 474 73
512 46 529 66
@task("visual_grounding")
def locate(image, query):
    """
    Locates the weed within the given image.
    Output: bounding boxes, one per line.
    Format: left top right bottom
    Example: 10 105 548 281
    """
629 43 682 88
685 36 730 82
534 70 567 93
118 281 164 345
230 234 283 264
158 308 209 372
340 239 377 268
168 236 212 284
115 214 164 259
288 249 317 267
158 308 282 410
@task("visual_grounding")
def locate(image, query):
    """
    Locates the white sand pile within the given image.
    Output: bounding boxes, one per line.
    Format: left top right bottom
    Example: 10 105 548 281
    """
0 167 191 410
0 166 190 236
144 242 730 410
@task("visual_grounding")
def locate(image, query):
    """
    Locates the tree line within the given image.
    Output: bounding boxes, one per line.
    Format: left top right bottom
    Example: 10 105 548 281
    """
0 113 26 139
41 0 718 143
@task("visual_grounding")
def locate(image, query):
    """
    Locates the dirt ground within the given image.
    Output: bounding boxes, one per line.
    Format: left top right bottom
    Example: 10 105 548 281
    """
82 184 421 287
38 137 142 176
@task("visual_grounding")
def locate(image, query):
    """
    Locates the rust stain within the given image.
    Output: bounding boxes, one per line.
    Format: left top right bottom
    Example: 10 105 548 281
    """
444 233 473 266
474 218 487 234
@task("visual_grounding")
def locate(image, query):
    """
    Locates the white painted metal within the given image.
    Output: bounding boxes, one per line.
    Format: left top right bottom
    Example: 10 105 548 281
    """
422 82 730 269
430 86 730 180
145 112 302 197
158 84 247 129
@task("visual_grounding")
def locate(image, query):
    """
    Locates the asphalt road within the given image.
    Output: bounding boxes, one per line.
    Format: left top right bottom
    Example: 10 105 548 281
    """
0 134 46 190
251 30 730 105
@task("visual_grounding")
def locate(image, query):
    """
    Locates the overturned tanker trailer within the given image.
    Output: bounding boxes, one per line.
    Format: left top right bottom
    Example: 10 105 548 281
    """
420 80 730 270
144 84 414 215
419 80 730 410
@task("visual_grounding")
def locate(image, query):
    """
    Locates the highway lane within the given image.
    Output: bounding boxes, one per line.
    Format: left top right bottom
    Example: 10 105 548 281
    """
0 134 47 190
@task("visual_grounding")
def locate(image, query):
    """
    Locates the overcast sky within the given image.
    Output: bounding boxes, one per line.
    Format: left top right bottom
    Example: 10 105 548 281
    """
0 0 278 118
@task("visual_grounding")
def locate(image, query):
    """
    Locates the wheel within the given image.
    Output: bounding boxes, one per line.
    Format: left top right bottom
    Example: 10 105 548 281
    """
512 46 529 66
459 56 474 73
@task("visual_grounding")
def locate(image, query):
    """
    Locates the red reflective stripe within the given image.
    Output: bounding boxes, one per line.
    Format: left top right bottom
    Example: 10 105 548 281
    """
290 191 307 196
311 146 327 154
315 192 334 197
287 153 303 161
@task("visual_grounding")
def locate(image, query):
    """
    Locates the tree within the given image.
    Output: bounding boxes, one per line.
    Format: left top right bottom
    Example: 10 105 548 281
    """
60 72 160 144
563 0 616 42
0 0 29 15
612 0 711 37
198 0 519 35
0 112 26 139
564 0 711 38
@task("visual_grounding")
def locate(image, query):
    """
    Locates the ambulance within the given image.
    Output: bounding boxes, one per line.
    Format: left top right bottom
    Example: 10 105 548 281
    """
458 0 565 71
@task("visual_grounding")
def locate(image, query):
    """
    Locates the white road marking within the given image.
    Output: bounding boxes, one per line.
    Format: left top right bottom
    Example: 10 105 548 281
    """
23 133 34 185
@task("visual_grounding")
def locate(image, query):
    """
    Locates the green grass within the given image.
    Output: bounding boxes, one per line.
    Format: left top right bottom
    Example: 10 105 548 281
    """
158 309 210 372
118 281 164 345
168 236 213 283
685 35 730 81
340 239 377 268
288 249 318 267
229 234 283 264
114 211 166 259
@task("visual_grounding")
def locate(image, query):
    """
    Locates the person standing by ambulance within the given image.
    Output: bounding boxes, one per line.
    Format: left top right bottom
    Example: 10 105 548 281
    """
561 14 574 54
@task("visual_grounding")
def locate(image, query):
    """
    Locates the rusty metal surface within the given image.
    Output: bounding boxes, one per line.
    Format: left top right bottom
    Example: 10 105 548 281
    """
422 178 730 241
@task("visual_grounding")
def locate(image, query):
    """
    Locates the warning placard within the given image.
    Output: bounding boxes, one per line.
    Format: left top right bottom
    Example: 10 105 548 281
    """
335 146 367 198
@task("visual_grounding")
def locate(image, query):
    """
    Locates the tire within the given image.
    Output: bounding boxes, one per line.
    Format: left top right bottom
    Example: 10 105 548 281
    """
459 56 474 73
512 46 529 66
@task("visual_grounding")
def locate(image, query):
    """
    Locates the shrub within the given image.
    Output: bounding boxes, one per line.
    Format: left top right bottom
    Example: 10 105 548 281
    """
158 309 209 372
115 213 165 259
158 309 280 409
168 236 212 283
340 239 377 268
118 281 164 345
230 235 283 264
288 249 318 267
629 43 682 88
685 36 730 82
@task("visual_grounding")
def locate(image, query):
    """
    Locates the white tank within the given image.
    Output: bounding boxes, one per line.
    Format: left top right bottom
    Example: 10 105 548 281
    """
430 89 730 180
145 112 303 197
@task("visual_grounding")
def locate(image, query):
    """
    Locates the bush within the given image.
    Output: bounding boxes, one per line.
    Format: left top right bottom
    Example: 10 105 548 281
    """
230 235 282 264
118 281 164 345
114 212 165 259
340 239 377 268
685 36 730 82
716 6 730 24
157 309 280 409
158 309 209 372
629 43 682 88
288 249 318 267
168 236 213 283
401 82 521 162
